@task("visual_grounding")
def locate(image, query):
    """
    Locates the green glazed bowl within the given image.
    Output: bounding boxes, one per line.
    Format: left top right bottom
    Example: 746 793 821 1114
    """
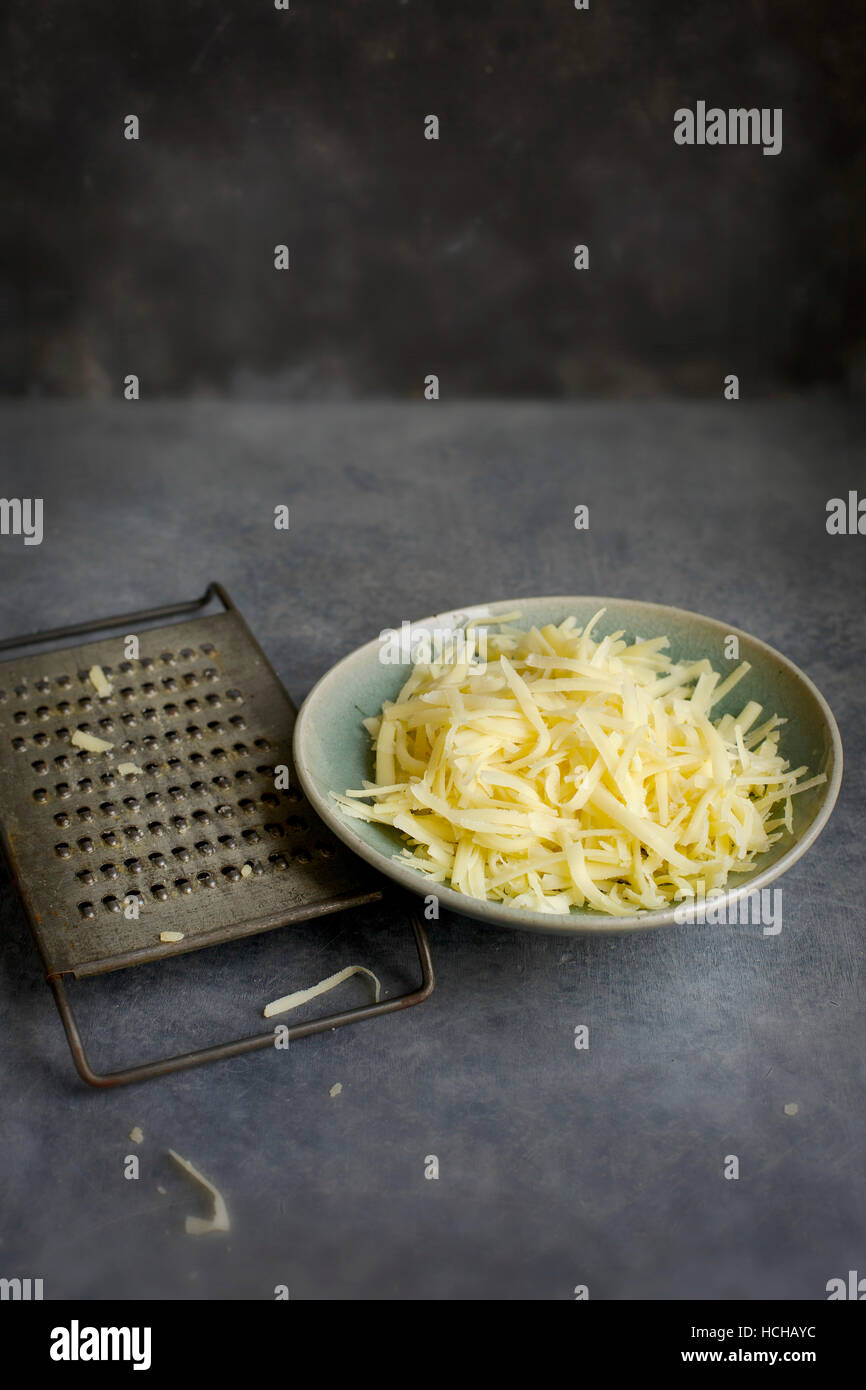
293 597 842 934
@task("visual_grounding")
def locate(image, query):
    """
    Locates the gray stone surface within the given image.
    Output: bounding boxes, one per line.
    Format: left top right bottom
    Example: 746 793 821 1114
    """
0 399 863 1300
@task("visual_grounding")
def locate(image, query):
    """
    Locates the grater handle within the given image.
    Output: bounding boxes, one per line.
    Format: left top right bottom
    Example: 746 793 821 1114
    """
48 912 434 1089
0 582 226 656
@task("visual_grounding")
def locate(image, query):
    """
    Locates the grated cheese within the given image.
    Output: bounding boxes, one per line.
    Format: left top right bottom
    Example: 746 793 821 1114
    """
71 729 113 753
168 1150 230 1236
88 665 112 697
118 762 144 776
335 611 824 917
159 931 184 943
263 965 382 1018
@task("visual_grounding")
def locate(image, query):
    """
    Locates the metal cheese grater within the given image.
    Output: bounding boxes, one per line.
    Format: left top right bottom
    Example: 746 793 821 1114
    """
0 583 433 1087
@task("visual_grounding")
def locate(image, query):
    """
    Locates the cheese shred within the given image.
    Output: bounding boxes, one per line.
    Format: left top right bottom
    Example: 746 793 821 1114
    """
88 665 113 698
335 614 823 917
71 729 113 753
168 1150 230 1236
263 965 382 1018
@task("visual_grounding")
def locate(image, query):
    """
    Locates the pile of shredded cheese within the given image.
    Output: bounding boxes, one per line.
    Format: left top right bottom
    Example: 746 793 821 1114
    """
333 611 825 916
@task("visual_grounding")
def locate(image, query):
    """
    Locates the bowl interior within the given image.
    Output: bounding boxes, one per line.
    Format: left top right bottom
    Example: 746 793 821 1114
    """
294 597 841 933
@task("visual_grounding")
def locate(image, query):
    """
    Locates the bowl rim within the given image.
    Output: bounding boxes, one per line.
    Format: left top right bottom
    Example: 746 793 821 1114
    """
293 595 844 935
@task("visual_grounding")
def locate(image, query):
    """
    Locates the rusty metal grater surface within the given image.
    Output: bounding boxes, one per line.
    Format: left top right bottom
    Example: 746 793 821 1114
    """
0 608 380 980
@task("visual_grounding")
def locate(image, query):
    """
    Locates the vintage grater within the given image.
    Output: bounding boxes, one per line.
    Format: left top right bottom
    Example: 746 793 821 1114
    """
0 583 433 1087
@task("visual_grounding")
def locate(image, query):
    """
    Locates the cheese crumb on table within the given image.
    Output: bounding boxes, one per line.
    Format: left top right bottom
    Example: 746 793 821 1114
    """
329 1083 343 1098
129 1126 144 1144
159 931 184 943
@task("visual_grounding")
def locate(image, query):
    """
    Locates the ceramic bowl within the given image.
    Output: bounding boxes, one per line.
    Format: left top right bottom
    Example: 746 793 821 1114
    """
293 597 842 934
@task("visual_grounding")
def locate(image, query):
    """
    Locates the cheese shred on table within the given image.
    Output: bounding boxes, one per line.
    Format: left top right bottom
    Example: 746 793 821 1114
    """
263 965 382 1019
334 611 824 916
168 1150 230 1236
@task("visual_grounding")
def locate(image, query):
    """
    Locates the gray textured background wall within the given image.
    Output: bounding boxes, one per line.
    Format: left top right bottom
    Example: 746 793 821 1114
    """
3 0 865 398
